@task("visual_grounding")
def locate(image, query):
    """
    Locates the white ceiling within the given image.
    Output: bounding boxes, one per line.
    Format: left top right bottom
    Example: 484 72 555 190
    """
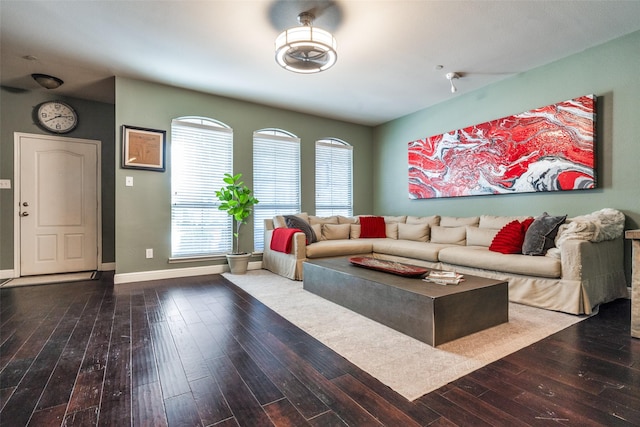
2 0 640 126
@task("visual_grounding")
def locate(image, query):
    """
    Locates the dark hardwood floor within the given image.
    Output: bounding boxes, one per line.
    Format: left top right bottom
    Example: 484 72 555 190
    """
0 272 638 426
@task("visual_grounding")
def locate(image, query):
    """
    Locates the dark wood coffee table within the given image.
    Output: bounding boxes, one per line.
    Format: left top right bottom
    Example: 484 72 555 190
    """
303 258 508 346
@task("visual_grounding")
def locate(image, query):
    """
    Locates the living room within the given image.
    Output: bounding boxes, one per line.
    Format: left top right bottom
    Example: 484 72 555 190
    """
2 2 640 425
2 5 640 284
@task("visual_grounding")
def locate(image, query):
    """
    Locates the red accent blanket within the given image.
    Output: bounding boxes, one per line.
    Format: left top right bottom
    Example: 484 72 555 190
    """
271 228 303 253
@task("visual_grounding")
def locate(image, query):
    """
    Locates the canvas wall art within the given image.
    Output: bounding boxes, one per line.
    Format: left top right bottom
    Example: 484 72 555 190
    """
408 94 596 199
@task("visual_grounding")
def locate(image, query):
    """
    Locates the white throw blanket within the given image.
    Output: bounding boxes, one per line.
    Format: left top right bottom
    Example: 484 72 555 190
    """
555 208 625 248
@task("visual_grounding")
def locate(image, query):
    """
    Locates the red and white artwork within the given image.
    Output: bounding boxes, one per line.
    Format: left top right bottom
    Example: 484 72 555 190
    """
408 95 596 199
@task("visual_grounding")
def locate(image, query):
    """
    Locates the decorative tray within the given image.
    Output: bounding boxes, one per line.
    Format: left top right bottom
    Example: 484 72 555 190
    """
348 257 429 277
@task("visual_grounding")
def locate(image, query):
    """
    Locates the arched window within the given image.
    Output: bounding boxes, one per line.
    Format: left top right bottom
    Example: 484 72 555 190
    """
316 138 353 217
171 116 233 257
253 128 301 251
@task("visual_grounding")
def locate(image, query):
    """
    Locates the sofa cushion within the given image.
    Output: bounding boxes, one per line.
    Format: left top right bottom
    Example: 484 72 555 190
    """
383 215 407 223
430 226 466 245
273 215 287 229
522 213 567 256
351 224 361 239
489 218 535 254
311 223 322 240
321 223 351 240
309 215 339 225
398 223 430 242
360 216 387 238
305 240 373 258
274 212 309 228
386 223 399 239
406 215 440 226
372 239 448 263
284 215 317 244
466 226 498 247
337 215 358 224
479 215 529 230
438 246 561 278
440 216 480 227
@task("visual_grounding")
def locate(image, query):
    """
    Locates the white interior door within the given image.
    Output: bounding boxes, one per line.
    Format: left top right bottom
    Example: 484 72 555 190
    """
18 134 98 276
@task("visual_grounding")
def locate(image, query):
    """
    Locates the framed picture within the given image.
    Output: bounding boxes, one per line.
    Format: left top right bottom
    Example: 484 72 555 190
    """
121 125 166 172
408 94 596 199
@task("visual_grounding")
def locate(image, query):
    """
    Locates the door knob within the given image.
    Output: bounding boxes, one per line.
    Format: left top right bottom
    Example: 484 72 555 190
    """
20 212 29 217
22 202 29 207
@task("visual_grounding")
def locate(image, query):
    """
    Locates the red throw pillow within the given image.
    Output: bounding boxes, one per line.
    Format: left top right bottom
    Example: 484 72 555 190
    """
489 219 533 254
359 216 386 238
521 217 535 233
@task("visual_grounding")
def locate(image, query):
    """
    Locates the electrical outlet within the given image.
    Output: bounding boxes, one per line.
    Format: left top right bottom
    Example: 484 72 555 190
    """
0 179 11 189
145 248 153 259
126 176 134 187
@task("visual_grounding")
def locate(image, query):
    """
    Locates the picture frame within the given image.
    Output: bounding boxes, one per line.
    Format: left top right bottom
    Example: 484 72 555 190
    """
121 125 166 172
408 94 596 199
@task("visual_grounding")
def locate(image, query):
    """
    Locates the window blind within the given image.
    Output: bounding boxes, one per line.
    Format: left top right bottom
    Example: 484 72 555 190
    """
253 131 301 251
171 119 233 257
315 139 353 217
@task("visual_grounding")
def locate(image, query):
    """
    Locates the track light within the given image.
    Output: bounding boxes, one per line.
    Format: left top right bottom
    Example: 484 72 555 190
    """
446 72 459 93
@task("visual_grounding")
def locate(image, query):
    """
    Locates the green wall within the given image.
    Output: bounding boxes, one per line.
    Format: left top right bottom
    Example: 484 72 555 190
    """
373 30 640 228
114 78 373 274
0 87 116 271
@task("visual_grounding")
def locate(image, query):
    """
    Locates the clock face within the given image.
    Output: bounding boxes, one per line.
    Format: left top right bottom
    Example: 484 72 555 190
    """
36 101 78 133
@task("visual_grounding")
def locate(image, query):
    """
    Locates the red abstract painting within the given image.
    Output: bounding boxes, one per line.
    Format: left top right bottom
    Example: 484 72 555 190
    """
408 95 596 199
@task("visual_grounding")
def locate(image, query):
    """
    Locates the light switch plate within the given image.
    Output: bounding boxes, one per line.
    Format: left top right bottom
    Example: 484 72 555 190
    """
0 179 11 189
125 176 133 187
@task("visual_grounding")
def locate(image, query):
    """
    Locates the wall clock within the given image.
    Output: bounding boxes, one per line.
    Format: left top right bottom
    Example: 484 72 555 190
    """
34 101 78 134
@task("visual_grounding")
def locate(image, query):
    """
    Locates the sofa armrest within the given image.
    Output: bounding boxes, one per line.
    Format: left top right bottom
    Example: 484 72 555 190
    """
263 219 306 259
560 236 627 313
263 220 308 280
264 229 306 258
560 237 624 281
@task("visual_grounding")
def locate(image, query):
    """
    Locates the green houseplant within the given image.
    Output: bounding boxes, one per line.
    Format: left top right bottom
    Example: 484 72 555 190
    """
216 173 259 274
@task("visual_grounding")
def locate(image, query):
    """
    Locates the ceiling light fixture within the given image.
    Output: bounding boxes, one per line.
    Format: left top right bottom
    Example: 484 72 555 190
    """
31 73 64 89
275 11 337 74
446 72 460 93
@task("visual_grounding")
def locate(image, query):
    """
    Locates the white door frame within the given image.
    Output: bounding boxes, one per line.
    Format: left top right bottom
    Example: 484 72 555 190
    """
13 132 103 278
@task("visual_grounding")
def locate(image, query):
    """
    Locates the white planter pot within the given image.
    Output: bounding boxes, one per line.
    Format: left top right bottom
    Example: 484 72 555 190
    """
226 253 251 274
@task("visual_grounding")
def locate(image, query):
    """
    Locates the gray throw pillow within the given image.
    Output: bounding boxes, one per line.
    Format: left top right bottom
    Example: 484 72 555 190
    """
522 213 567 255
284 215 317 244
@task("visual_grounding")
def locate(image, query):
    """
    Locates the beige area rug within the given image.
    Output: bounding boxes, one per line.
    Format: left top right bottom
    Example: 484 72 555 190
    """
223 269 587 401
1 271 97 288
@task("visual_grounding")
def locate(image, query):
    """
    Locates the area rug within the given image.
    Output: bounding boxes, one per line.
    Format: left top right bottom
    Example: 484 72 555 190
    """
1 271 98 288
223 270 587 401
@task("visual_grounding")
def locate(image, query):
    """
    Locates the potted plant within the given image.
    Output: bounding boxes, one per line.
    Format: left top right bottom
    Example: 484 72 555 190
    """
216 173 259 274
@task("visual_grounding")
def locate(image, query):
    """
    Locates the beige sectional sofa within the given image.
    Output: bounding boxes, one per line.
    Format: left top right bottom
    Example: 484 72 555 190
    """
262 213 628 315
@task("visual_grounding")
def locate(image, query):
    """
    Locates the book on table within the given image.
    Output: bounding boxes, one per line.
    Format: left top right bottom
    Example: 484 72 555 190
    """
423 271 464 285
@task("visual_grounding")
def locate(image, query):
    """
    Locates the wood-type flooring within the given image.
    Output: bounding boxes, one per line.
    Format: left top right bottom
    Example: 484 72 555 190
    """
0 272 638 426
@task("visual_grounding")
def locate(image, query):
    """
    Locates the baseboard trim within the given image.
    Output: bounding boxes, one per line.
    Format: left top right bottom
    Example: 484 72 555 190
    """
113 261 262 285
100 262 116 271
2 262 116 280
0 269 15 280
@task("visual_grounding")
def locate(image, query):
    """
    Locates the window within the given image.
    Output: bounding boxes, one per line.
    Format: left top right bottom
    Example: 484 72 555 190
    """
253 129 300 251
316 138 353 217
171 117 233 257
